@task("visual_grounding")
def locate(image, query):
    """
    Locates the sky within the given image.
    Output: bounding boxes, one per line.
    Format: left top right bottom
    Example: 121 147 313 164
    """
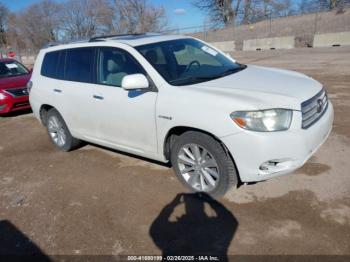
0 0 206 30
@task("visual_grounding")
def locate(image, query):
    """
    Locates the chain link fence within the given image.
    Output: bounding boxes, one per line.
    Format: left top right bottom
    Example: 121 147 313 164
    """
162 9 350 50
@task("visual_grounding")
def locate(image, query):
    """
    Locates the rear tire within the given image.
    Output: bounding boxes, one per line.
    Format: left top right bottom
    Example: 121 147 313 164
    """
170 131 238 198
45 108 82 152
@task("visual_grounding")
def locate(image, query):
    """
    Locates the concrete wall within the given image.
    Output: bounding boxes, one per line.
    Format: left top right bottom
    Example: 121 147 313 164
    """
243 36 295 51
313 31 350 47
209 41 235 52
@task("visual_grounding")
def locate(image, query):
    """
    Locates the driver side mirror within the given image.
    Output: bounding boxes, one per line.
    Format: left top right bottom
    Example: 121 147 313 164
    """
122 74 149 91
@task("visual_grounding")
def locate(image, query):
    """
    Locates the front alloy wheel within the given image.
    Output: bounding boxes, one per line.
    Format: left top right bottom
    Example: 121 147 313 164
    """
177 144 220 192
171 131 238 197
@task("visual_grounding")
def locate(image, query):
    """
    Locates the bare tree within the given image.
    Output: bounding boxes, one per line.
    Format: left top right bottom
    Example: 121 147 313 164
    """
242 0 252 24
0 3 9 47
4 0 167 54
298 0 350 14
270 0 294 16
60 0 113 40
56 0 167 39
194 0 296 26
110 0 167 34
7 0 61 52
328 0 350 12
193 0 242 26
240 0 294 24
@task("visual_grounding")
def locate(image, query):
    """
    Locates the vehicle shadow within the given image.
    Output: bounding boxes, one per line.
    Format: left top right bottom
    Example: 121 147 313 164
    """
150 193 238 261
87 142 172 168
0 108 32 118
0 220 50 261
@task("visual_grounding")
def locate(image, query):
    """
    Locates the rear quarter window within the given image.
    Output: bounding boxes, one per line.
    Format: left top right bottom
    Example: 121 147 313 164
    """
41 51 60 78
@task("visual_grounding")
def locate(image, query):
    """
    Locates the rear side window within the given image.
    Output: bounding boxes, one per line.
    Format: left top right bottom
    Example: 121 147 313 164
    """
65 48 94 83
41 51 60 78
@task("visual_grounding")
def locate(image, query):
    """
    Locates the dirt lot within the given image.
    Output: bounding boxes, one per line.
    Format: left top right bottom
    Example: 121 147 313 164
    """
1 47 350 258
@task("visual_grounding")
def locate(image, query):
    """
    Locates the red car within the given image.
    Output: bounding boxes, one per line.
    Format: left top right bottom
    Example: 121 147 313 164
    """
0 58 31 114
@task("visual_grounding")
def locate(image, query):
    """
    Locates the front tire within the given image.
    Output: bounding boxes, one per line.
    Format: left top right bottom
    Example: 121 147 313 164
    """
45 109 82 152
170 131 238 197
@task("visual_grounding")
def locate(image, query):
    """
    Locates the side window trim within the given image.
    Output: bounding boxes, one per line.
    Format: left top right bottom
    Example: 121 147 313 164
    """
92 47 97 84
96 47 104 86
41 46 157 91
56 50 66 80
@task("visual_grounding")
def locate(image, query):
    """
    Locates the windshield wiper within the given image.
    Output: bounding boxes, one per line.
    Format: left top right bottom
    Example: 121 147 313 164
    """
170 75 219 85
170 64 247 86
220 64 247 77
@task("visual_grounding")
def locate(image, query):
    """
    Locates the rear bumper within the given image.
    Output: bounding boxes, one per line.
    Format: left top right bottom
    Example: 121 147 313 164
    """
221 102 334 182
0 95 30 114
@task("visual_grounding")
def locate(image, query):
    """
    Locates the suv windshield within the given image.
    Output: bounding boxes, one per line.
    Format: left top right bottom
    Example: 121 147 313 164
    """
136 38 246 86
0 60 29 78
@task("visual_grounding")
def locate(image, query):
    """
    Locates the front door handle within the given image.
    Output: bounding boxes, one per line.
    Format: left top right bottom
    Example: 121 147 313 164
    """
93 95 104 100
53 89 62 93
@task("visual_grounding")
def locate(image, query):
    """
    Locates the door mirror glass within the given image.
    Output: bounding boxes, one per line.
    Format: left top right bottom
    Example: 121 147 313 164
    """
122 74 149 90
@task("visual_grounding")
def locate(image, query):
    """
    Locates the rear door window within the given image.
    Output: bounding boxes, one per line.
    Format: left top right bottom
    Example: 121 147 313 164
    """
65 47 95 83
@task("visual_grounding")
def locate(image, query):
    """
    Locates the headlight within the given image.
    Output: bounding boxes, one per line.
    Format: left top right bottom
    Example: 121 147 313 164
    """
0 92 7 100
27 80 33 94
230 109 293 132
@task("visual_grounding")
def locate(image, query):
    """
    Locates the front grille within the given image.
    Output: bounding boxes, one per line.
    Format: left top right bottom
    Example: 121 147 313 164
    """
5 87 29 97
301 88 328 129
13 102 30 108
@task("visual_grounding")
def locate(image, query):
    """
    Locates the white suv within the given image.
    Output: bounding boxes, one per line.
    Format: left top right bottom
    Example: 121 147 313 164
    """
29 34 333 197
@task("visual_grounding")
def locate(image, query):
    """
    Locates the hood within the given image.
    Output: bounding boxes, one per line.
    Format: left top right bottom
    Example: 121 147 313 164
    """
190 65 322 110
0 74 31 90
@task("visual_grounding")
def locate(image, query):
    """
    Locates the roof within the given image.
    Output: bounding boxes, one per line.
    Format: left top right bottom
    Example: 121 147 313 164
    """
45 33 190 49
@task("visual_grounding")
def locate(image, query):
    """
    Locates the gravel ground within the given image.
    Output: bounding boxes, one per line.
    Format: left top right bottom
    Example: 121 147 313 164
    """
0 47 349 258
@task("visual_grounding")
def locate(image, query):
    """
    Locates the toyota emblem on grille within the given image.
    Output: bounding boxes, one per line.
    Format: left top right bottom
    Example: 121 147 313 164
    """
317 99 323 113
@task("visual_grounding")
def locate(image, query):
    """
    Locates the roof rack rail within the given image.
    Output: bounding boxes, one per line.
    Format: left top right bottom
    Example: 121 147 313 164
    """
89 32 162 42
42 42 62 48
43 33 163 48
42 39 90 49
89 33 144 42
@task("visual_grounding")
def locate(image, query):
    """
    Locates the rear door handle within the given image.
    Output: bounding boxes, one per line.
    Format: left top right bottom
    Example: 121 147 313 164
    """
53 89 62 93
93 95 104 100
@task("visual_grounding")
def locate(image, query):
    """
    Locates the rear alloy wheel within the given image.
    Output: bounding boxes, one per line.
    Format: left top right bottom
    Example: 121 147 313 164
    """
171 131 238 197
46 109 82 151
47 115 67 147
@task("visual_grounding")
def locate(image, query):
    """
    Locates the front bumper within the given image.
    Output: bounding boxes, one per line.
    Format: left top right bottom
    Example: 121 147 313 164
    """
221 102 334 182
0 95 30 114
